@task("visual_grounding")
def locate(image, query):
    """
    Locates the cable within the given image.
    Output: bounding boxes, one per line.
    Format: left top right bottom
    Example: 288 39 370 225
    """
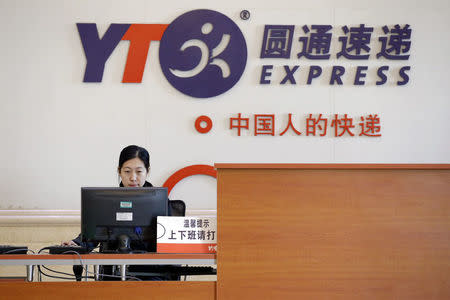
90 266 142 281
36 249 88 280
1 248 43 282
2 248 34 254
67 250 142 281
133 227 147 249
35 247 142 281
37 266 84 280
37 247 50 254
35 249 89 281
41 265 78 277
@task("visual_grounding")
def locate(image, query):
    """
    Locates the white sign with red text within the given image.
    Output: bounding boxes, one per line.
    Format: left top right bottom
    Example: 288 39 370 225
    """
157 216 217 253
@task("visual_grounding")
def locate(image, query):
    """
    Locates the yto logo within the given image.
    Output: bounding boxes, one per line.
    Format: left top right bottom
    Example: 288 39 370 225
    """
77 9 247 98
159 10 247 98
77 23 167 83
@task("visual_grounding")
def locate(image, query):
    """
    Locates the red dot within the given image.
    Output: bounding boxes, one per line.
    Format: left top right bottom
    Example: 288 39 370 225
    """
195 115 213 134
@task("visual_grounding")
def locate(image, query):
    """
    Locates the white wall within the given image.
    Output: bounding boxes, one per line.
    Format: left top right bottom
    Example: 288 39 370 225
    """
0 0 449 211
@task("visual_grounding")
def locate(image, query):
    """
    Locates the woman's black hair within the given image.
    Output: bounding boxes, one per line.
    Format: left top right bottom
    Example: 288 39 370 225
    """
118 145 150 172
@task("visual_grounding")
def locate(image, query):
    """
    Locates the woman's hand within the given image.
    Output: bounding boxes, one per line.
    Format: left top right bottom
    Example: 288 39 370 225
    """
61 240 77 246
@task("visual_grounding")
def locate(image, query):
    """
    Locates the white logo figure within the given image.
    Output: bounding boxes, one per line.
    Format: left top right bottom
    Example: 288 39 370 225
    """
170 23 230 78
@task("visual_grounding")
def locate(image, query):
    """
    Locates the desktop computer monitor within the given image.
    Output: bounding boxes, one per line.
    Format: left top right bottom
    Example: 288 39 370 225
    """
81 187 168 252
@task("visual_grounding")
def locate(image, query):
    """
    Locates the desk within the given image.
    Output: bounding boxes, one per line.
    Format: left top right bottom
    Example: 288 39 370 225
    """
0 281 216 300
216 163 450 299
0 253 216 281
0 253 217 300
2 163 448 299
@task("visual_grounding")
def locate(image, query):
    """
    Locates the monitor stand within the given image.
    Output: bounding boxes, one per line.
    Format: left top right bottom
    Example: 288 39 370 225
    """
117 234 131 253
100 235 131 253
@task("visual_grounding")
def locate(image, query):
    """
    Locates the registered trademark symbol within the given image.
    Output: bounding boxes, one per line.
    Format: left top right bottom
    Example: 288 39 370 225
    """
240 10 250 20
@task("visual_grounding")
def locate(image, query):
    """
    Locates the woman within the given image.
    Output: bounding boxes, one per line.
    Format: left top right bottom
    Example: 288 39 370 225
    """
62 145 152 247
117 145 152 188
62 145 179 280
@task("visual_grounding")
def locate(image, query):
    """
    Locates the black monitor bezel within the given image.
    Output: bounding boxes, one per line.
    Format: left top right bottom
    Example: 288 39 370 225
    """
80 187 168 247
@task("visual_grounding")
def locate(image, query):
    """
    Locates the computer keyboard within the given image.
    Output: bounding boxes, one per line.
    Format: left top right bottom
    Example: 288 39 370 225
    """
166 265 217 276
128 265 217 276
0 245 28 254
46 246 89 254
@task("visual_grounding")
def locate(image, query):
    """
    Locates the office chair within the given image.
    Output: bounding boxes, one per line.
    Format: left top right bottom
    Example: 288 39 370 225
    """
168 200 186 217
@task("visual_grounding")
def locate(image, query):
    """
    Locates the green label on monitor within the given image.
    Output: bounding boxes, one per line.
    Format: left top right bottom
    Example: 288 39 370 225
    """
120 201 132 208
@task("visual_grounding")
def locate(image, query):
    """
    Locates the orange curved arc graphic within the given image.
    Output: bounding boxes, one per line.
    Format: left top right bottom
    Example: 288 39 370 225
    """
162 164 217 195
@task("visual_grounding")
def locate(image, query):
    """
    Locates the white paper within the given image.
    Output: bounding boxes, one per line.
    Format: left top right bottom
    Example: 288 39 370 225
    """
116 212 133 221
